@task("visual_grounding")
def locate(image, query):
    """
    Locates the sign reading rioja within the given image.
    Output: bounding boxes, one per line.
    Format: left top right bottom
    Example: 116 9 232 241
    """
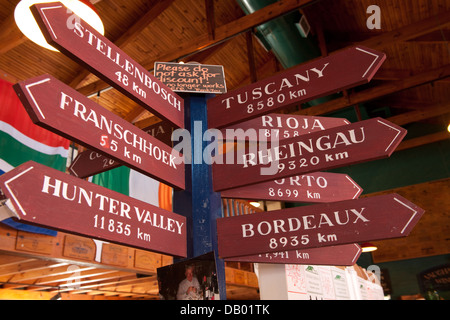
13 74 184 190
31 2 184 128
217 194 424 258
0 161 187 257
207 46 386 129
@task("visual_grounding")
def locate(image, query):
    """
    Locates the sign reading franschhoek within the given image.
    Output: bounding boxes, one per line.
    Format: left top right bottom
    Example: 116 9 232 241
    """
13 74 185 190
0 161 187 257
216 194 424 258
207 45 386 129
154 62 227 94
31 2 184 129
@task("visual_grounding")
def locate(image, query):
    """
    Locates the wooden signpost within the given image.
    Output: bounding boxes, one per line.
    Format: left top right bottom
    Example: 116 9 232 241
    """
207 45 386 129
212 117 406 191
225 243 362 266
13 74 185 190
216 193 424 258
220 172 362 203
0 161 187 257
222 114 350 141
31 2 184 129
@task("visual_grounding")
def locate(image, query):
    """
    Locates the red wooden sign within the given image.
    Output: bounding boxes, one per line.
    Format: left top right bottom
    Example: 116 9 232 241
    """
220 172 362 203
69 121 175 178
216 193 424 258
222 114 350 141
207 45 386 129
69 150 120 178
13 74 185 190
212 117 406 191
0 161 187 257
31 2 184 129
225 244 362 266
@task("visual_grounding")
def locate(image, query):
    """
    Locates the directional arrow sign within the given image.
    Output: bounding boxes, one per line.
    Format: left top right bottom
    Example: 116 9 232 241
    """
225 244 362 266
222 114 350 141
31 2 184 128
212 117 406 191
220 172 362 203
0 161 187 257
13 74 185 190
216 193 424 258
69 122 175 179
207 45 386 129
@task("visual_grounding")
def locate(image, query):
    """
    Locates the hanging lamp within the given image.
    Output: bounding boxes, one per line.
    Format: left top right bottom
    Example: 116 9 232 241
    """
14 0 104 51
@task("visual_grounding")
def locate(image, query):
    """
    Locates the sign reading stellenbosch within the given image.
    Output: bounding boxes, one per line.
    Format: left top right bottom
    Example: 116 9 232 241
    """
216 194 424 258
207 45 386 129
0 161 187 257
212 117 406 191
31 2 184 129
13 74 185 190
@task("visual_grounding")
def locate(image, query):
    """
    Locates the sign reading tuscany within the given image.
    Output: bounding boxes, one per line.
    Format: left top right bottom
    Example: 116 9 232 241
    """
31 2 184 129
207 45 386 129
0 161 187 257
13 74 185 190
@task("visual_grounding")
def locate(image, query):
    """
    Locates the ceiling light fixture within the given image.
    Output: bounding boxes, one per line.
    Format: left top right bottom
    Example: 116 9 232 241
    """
249 201 261 208
14 0 104 52
361 242 378 253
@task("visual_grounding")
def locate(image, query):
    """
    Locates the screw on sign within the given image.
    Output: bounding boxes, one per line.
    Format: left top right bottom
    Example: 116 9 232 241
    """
13 74 185 190
30 2 184 129
212 117 406 191
0 161 187 257
216 194 424 258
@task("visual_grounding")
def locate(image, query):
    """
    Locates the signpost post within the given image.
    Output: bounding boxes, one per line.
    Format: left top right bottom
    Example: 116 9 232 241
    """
0 161 187 257
216 193 424 258
13 74 185 190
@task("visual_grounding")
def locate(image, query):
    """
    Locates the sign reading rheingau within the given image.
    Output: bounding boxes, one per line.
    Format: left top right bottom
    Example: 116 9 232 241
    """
0 161 187 257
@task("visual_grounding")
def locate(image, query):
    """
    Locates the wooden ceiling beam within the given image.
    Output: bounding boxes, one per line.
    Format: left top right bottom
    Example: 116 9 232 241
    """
293 64 450 117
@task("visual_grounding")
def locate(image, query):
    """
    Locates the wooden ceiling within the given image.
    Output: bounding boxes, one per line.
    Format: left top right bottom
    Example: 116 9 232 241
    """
0 0 449 300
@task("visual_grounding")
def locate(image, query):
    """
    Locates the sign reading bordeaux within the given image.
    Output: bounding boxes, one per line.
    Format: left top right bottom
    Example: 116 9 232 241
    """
31 2 184 128
0 161 187 257
216 194 424 258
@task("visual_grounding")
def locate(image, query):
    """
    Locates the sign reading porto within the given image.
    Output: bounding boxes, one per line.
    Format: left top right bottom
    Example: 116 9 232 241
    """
207 45 386 129
13 74 185 190
212 117 406 191
216 194 424 258
220 172 362 203
0 161 187 257
30 2 184 129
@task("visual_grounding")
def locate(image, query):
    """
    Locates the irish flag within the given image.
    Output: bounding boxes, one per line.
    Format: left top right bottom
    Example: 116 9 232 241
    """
0 78 70 234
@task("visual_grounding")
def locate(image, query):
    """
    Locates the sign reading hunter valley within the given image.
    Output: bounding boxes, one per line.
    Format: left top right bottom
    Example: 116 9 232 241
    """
213 117 406 191
216 194 424 258
31 2 184 128
207 45 386 129
0 161 187 257
13 74 184 190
